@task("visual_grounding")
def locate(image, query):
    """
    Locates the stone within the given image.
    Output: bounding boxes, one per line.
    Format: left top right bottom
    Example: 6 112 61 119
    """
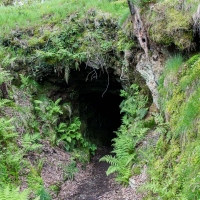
129 178 136 189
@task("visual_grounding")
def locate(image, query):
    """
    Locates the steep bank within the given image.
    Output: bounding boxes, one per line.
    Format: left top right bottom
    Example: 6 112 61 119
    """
0 0 200 199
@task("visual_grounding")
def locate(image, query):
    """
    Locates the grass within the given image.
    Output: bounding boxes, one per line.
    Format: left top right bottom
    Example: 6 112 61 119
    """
175 83 200 138
0 0 128 36
180 54 200 90
144 52 200 199
158 54 184 112
118 8 130 27
165 54 183 74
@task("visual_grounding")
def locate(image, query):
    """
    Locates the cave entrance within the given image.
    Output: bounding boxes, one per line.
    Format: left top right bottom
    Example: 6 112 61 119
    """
79 92 122 146
69 67 123 147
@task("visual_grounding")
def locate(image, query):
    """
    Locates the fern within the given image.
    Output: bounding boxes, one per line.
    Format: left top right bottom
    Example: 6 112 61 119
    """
22 133 43 153
33 96 64 145
100 155 118 166
0 69 12 84
57 117 83 151
0 118 18 147
0 99 13 109
0 186 29 200
0 185 39 200
100 84 149 184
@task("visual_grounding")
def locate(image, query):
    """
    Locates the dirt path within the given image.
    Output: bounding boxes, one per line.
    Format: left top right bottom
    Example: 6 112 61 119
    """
39 142 145 200
69 148 114 200
64 147 144 200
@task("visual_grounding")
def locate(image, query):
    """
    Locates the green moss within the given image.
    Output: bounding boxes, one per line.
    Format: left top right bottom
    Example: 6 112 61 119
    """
180 55 200 90
146 1 194 49
144 53 200 198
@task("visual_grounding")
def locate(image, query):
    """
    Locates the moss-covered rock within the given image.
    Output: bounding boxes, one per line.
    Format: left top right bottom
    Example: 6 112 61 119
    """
143 0 196 50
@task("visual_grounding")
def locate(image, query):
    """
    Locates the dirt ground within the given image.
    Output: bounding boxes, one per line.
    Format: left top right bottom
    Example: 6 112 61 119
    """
32 142 146 200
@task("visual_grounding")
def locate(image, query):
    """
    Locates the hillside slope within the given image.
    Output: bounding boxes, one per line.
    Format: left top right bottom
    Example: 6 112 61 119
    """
0 0 199 199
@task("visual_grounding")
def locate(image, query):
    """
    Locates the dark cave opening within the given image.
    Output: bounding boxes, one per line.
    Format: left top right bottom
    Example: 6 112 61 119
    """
45 65 124 146
79 92 123 147
68 66 123 147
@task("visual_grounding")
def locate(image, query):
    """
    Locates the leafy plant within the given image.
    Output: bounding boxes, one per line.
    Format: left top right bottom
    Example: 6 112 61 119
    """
34 97 63 144
27 166 44 196
0 69 12 84
37 187 52 200
0 118 18 147
19 74 40 94
142 53 200 199
0 148 23 186
49 184 60 196
22 133 43 153
0 185 39 200
0 116 24 186
63 161 78 180
57 117 97 155
100 84 149 184
71 148 89 163
56 118 82 151
100 134 136 184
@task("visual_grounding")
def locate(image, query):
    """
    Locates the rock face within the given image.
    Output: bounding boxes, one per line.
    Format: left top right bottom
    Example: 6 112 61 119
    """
126 2 165 109
135 51 164 109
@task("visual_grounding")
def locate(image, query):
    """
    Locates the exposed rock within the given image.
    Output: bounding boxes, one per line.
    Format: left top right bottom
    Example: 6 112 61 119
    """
129 165 147 191
135 51 164 109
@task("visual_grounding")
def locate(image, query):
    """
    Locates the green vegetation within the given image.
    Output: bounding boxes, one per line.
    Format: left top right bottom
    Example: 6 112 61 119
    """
0 66 97 198
0 1 130 198
0 0 200 199
0 0 128 36
144 0 199 49
100 84 149 184
0 0 133 87
141 54 200 199
63 161 79 181
0 185 39 200
57 117 97 154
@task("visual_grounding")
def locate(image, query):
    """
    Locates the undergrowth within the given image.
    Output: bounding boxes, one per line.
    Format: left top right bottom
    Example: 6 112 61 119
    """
145 0 199 49
0 185 39 200
100 84 149 185
0 0 200 199
0 68 96 198
142 54 200 199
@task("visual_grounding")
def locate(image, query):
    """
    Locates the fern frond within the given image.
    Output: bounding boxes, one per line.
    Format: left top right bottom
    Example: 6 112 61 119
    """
0 70 12 84
0 185 29 200
125 154 135 166
34 100 43 104
99 155 118 166
22 133 42 152
0 99 13 109
106 165 118 176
